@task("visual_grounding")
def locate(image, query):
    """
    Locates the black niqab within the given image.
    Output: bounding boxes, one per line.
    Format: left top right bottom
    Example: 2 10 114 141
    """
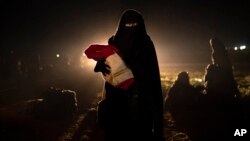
112 10 147 64
106 9 164 139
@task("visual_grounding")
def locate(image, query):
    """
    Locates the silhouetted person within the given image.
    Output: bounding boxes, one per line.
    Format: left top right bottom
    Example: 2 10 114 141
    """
94 9 164 141
202 38 240 140
204 38 240 104
166 72 198 131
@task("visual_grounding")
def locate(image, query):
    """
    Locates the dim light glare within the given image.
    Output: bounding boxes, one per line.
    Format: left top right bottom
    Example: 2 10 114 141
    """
87 59 96 67
56 54 60 58
91 36 108 45
234 47 238 51
80 56 96 69
240 45 246 50
194 78 202 82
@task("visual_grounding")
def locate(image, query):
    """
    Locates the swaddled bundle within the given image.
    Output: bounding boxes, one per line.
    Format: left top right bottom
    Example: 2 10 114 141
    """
85 44 134 90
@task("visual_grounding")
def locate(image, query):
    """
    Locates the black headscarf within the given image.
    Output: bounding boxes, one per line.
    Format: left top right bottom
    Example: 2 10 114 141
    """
108 9 162 96
210 38 232 70
114 9 146 50
107 9 164 139
205 38 240 100
109 10 147 66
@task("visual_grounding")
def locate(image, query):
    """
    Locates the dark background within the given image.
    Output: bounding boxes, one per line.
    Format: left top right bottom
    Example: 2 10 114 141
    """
1 0 249 64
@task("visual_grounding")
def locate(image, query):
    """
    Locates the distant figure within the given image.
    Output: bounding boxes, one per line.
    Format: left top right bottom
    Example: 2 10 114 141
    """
94 9 164 141
204 38 240 104
202 38 240 140
166 71 198 129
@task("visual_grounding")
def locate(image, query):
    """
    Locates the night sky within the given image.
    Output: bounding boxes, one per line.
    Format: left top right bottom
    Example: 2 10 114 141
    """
1 0 250 64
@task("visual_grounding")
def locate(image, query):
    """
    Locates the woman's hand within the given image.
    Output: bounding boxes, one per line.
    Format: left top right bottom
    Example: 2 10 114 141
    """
94 59 111 76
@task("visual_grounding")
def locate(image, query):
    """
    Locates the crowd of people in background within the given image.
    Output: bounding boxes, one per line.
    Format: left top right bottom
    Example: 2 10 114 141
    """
165 38 248 141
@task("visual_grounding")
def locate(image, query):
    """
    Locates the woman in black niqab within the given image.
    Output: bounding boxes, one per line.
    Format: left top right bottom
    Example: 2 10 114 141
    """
99 9 164 141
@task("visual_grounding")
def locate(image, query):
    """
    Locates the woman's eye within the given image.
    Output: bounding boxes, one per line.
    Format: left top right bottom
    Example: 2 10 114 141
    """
125 23 138 27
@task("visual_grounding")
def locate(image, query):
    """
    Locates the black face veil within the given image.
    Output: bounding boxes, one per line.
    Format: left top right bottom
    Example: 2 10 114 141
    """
105 9 164 138
113 10 147 55
116 9 146 36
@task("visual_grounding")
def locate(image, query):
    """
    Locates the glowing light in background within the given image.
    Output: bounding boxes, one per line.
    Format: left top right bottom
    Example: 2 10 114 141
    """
240 45 246 50
160 72 170 82
194 78 203 82
56 54 60 58
80 53 96 69
234 45 247 51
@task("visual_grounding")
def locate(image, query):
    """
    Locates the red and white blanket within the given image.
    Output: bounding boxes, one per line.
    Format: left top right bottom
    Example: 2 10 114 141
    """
85 44 134 90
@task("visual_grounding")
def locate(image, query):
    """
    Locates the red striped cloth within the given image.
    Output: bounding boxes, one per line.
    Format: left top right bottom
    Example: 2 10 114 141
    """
84 44 134 90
